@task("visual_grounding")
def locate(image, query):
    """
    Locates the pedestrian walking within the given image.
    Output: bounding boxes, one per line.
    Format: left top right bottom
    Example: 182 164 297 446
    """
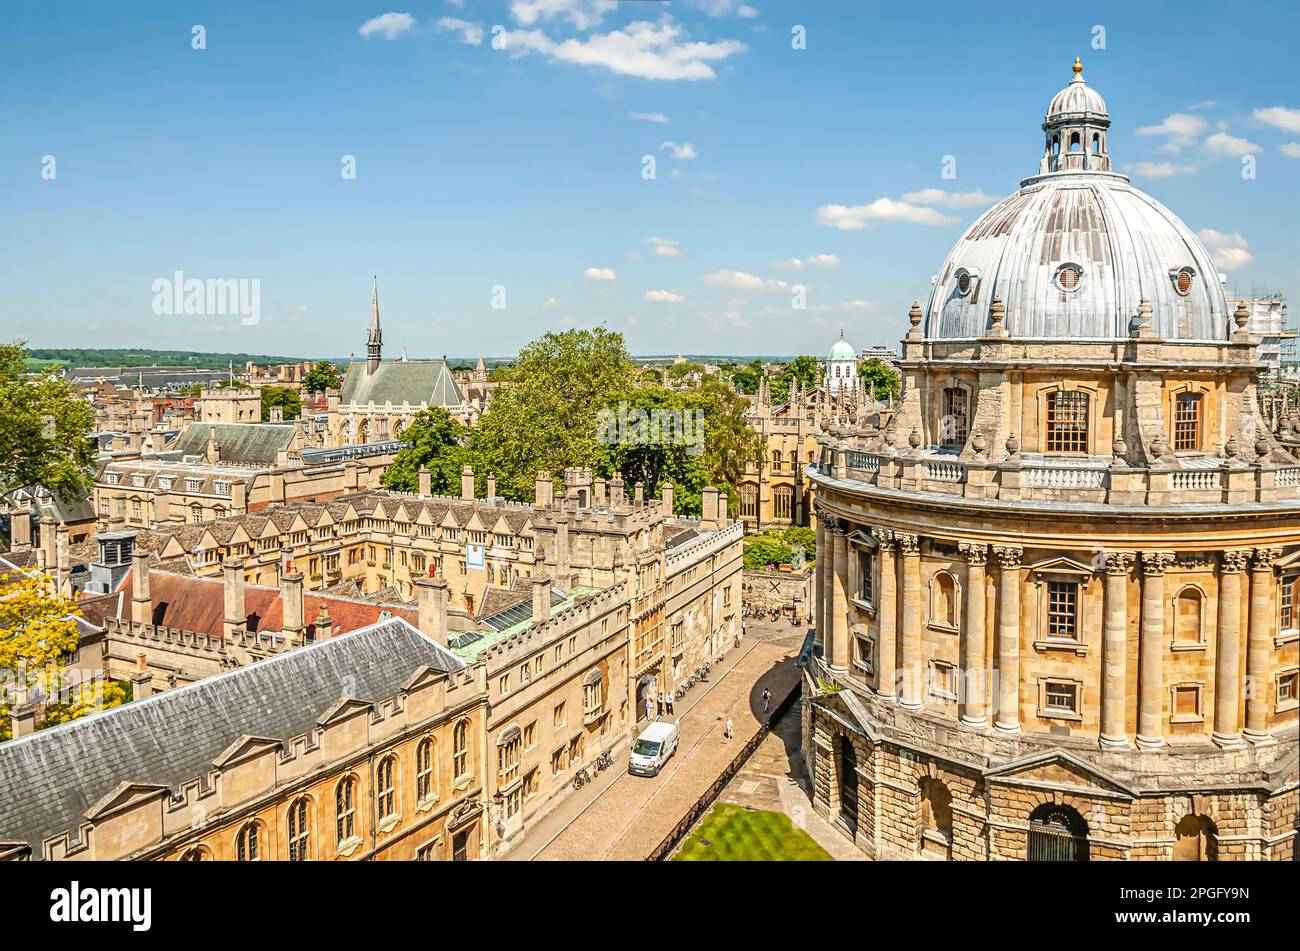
725 716 734 740
657 692 665 717
645 695 655 722
762 687 772 713
666 692 675 716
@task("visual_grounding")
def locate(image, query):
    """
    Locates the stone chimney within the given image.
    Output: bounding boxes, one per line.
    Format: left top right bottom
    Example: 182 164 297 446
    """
634 481 644 505
131 652 153 700
532 573 552 623
10 686 36 739
55 524 70 594
222 558 246 638
554 514 573 593
418 466 431 497
594 477 608 507
609 473 625 506
313 602 333 641
131 549 151 625
281 572 305 646
10 504 31 549
701 486 720 529
486 472 497 501
206 426 220 464
39 516 56 576
534 470 553 507
414 576 449 644
717 491 729 528
662 481 674 516
461 465 475 501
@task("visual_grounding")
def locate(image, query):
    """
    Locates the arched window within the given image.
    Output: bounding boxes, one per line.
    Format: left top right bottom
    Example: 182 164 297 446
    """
287 798 310 861
836 736 858 833
236 822 260 862
453 720 470 780
1173 814 1218 861
772 450 783 471
773 486 793 521
941 387 968 447
931 572 958 628
740 484 758 519
1174 587 1204 644
416 737 436 802
1028 803 1089 861
1051 135 1060 156
1092 132 1101 153
919 778 953 859
179 847 206 861
376 756 397 819
1069 132 1081 152
1173 393 1202 451
336 776 357 844
1046 391 1089 453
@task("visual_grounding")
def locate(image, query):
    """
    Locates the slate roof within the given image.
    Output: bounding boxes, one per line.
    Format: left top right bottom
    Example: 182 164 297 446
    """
339 360 464 408
173 423 296 466
0 617 464 857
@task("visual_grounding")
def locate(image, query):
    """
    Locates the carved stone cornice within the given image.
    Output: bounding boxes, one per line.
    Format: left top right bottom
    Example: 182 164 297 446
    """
958 541 988 567
1221 549 1252 574
1251 547 1283 571
871 527 896 551
1103 551 1136 576
894 532 920 556
1140 551 1176 576
992 545 1023 570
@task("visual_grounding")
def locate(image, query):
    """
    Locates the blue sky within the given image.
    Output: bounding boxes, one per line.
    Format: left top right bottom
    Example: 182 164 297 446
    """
2 0 1297 359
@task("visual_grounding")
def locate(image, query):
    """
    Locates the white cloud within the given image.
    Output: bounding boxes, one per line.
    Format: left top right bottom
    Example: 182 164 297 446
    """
703 269 787 292
584 267 616 281
1125 161 1197 179
660 140 698 159
817 198 958 230
804 253 841 269
645 290 686 302
1280 142 1300 159
1253 106 1300 134
511 0 617 30
359 12 416 40
630 111 670 124
900 187 995 209
1203 132 1261 156
648 236 682 257
1197 229 1254 271
543 296 559 309
773 257 802 271
689 0 760 17
436 17 484 46
1188 99 1216 110
1136 113 1208 152
494 19 747 81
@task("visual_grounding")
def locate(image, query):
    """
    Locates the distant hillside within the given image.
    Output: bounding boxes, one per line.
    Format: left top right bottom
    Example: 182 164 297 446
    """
24 348 316 370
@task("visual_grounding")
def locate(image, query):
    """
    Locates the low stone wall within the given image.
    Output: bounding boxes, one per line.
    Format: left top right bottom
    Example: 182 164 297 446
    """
742 565 814 614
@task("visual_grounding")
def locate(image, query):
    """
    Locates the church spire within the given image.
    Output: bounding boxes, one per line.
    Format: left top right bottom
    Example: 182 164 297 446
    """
367 276 382 375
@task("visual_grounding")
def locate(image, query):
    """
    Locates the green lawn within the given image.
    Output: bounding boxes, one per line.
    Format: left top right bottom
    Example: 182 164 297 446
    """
673 803 833 861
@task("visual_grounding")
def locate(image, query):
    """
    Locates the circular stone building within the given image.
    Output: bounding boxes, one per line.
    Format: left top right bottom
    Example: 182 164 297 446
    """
803 61 1299 861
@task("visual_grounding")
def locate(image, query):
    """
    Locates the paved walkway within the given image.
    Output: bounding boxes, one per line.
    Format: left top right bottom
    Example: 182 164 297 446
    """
506 620 805 861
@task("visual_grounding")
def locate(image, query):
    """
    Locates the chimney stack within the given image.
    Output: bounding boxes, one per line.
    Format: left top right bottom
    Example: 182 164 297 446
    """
55 525 70 595
532 572 552 623
313 602 333 641
594 477 607 507
555 514 573 593
662 480 674 515
461 465 475 502
131 549 151 625
414 576 449 644
535 470 553 507
717 491 729 528
222 558 246 638
634 481 644 505
132 652 153 700
10 686 36 739
486 472 496 501
418 466 431 497
39 516 56 577
701 486 720 529
281 572 306 646
10 504 32 549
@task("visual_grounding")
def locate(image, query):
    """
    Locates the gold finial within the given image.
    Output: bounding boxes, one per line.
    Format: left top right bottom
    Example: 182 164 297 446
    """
1072 56 1083 77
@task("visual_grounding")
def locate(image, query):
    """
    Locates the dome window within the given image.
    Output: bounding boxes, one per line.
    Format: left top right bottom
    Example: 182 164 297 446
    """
1054 263 1084 292
1171 266 1196 296
955 268 973 296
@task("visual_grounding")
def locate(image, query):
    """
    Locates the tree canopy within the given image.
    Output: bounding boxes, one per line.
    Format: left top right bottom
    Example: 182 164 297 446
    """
774 355 819 394
303 360 343 394
381 408 467 495
729 359 764 395
260 385 302 422
859 357 901 399
0 341 96 504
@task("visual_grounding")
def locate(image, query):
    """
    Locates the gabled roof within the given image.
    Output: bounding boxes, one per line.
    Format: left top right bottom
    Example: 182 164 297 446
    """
174 423 296 466
339 360 464 408
0 617 464 856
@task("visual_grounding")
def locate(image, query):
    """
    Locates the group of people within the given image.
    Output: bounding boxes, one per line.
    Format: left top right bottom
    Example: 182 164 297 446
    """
645 691 676 721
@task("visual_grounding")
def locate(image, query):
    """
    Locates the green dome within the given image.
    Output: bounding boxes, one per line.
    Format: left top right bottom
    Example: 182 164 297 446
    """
827 335 856 361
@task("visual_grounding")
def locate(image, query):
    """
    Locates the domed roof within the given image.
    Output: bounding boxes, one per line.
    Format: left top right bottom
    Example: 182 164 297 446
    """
828 333 856 361
923 65 1229 343
1046 57 1107 121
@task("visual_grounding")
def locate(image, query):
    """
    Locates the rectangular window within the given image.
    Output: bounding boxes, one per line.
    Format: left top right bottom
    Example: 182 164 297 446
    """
857 549 874 605
1045 390 1089 453
1172 684 1201 720
1043 680 1079 716
1047 581 1078 638
1281 577 1296 631
1278 670 1298 712
1173 393 1201 452
553 702 566 730
852 633 874 676
942 387 969 447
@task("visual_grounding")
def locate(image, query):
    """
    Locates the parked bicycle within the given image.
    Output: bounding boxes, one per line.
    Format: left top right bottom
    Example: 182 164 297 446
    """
595 750 613 772
572 766 591 789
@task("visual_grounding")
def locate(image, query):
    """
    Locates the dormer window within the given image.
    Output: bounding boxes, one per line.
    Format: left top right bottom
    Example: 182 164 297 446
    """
1171 266 1195 296
1054 263 1084 292
955 268 973 297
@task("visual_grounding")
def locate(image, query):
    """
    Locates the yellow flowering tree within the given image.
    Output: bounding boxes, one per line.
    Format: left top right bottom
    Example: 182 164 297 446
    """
0 570 125 741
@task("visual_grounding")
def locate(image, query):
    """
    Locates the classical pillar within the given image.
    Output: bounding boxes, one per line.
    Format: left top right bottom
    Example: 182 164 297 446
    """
896 533 922 709
814 517 826 647
993 546 1023 735
829 524 851 671
821 516 837 653
1136 551 1175 751
1244 547 1281 744
872 529 897 700
958 542 988 729
1212 549 1251 748
1100 551 1136 750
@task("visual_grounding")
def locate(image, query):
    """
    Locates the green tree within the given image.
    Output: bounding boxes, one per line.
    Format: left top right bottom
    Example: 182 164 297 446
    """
381 408 468 495
469 327 635 500
594 387 709 514
260 386 302 421
303 360 343 394
774 355 819 395
729 359 764 395
694 378 764 512
0 341 96 504
858 357 901 399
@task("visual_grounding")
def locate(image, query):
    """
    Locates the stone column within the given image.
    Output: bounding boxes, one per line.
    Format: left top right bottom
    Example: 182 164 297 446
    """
1100 551 1136 750
821 515 837 653
872 529 897 700
1244 547 1281 744
993 546 1023 735
1136 551 1175 751
829 524 851 671
1212 549 1251 748
896 533 922 709
958 542 988 729
222 558 245 639
814 517 826 646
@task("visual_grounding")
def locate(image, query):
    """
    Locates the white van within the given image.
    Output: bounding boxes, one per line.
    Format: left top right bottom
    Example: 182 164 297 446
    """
628 721 679 777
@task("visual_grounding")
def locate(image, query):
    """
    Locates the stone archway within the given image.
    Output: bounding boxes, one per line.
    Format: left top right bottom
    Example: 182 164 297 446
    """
919 777 953 860
1173 814 1218 861
836 735 859 834
1028 803 1089 861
